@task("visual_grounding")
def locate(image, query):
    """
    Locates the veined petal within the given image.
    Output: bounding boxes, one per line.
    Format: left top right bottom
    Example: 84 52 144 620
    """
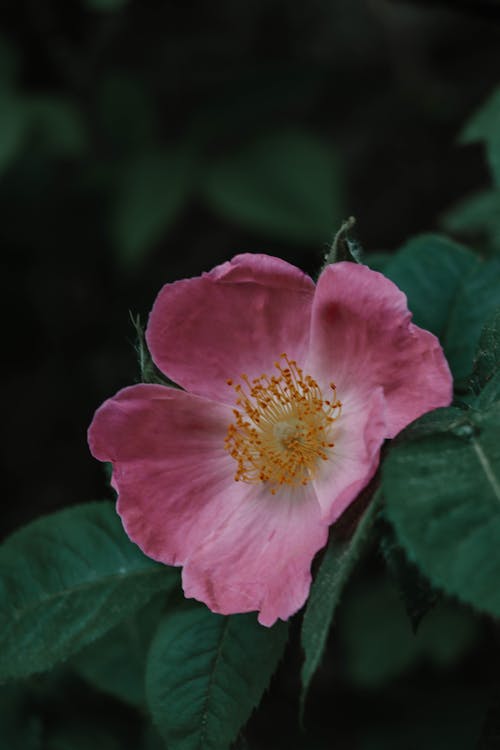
182 482 327 626
88 384 239 565
307 262 453 438
313 386 386 524
146 253 314 404
89 383 327 625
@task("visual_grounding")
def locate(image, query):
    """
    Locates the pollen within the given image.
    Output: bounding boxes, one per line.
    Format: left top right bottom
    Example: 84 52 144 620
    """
224 354 342 494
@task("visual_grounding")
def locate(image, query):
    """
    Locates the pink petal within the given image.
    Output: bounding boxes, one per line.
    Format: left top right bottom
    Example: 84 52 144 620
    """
182 482 327 626
146 253 315 404
89 383 328 625
313 386 387 524
88 384 240 565
307 262 453 438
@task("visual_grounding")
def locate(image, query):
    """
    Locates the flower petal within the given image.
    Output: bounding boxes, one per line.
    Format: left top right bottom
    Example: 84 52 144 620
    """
307 262 453 438
89 383 327 626
88 384 241 565
313 386 386 523
146 253 315 403
182 482 327 626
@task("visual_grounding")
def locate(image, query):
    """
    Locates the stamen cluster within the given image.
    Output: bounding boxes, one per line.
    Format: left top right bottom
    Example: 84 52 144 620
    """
224 354 342 494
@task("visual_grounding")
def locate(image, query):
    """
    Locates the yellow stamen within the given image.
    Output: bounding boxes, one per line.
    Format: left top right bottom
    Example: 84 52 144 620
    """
224 354 342 494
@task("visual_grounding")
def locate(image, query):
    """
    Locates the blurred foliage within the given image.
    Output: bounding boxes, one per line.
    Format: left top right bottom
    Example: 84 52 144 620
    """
442 190 500 254
378 517 439 630
337 577 480 689
460 86 500 187
442 85 500 254
200 129 342 245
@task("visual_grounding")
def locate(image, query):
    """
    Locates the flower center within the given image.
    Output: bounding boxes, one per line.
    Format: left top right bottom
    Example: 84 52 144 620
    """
224 354 342 494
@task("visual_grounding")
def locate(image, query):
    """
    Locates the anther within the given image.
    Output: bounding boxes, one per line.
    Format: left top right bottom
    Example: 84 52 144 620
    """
224 354 342 494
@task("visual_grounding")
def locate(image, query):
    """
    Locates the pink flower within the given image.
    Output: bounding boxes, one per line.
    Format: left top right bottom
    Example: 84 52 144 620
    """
88 254 452 626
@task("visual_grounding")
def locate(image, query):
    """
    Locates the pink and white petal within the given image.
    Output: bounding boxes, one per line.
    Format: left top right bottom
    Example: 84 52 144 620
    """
182 482 328 626
88 384 243 565
307 262 453 438
312 386 387 524
146 253 315 404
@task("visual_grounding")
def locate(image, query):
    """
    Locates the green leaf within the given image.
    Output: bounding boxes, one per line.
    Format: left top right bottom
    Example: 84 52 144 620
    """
384 234 500 382
475 371 500 411
1 93 86 173
365 252 392 273
112 149 193 267
402 405 466 440
300 497 379 715
0 502 178 681
383 402 500 619
145 604 288 750
488 133 500 188
460 88 500 187
472 308 500 392
441 190 500 253
71 592 166 708
384 234 477 337
445 258 500 382
201 130 342 244
130 312 173 386
460 87 500 146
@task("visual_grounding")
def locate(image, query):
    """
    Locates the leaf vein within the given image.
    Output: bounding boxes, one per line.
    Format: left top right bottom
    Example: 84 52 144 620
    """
472 437 500 503
199 618 230 750
4 566 166 623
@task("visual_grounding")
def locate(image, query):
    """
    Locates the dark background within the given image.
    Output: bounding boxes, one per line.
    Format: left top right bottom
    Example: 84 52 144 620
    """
1 2 499 747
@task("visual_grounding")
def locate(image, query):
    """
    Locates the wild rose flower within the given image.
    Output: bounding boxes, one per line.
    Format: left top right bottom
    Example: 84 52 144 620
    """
88 254 452 626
